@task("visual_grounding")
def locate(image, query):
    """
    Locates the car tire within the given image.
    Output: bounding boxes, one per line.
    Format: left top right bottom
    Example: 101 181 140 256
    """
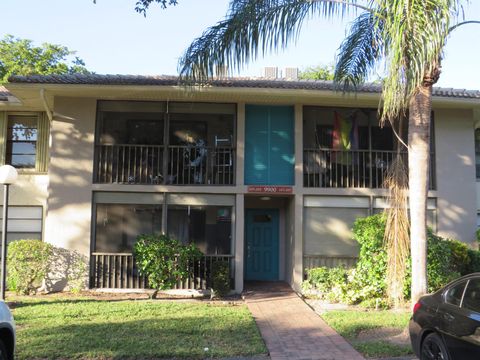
0 339 9 360
421 333 450 360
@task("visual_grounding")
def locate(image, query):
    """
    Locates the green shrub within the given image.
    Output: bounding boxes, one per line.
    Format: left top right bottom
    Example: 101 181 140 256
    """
211 261 230 298
466 249 480 273
425 231 460 292
303 214 473 308
350 213 387 301
133 234 202 290
446 238 470 275
7 240 53 295
303 266 348 300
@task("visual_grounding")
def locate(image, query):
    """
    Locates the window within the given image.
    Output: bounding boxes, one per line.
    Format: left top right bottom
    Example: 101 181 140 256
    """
445 281 466 306
475 128 480 180
0 206 42 242
462 278 480 313
6 114 38 168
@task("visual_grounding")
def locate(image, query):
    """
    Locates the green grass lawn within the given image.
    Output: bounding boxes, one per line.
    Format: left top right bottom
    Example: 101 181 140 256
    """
321 310 413 358
10 296 267 359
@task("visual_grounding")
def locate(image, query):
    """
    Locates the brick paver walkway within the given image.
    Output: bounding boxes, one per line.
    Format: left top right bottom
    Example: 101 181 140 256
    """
244 282 365 360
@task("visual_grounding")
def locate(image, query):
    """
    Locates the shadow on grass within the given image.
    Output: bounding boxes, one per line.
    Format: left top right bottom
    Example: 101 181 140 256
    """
8 296 160 309
8 299 101 309
15 307 267 359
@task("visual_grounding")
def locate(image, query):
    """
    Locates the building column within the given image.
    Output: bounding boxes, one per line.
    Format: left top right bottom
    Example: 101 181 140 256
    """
234 194 244 293
236 103 245 186
293 193 303 292
294 104 303 190
293 104 304 291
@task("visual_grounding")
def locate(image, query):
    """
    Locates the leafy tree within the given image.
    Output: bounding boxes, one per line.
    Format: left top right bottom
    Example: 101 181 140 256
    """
176 0 479 304
134 0 178 15
93 0 178 16
0 35 89 83
299 64 334 80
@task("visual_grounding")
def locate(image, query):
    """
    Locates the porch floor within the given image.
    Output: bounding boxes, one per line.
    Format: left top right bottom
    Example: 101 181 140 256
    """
243 282 365 360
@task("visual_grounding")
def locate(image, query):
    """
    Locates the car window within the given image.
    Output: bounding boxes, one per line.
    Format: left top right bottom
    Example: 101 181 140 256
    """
445 281 466 306
462 278 480 313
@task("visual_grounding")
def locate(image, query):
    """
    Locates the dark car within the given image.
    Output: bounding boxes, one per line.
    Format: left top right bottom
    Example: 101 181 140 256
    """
409 273 480 360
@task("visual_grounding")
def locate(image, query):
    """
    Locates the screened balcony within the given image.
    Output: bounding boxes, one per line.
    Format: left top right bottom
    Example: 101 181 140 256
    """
303 106 436 189
93 101 236 186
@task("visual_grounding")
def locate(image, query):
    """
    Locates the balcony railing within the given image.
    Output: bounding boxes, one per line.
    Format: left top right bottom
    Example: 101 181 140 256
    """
304 149 435 189
94 144 235 185
90 252 235 290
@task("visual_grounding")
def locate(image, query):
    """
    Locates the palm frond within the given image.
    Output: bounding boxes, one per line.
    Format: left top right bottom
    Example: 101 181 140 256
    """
378 0 463 123
178 0 362 82
334 11 384 91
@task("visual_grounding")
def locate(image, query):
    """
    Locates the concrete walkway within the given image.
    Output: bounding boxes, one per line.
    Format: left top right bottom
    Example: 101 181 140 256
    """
244 282 365 360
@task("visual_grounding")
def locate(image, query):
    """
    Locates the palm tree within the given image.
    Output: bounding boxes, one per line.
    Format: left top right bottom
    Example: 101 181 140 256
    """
177 0 477 304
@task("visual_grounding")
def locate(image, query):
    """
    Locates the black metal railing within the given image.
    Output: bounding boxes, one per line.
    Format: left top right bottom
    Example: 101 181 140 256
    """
94 144 235 186
90 252 235 290
166 146 235 185
94 144 164 185
303 149 435 189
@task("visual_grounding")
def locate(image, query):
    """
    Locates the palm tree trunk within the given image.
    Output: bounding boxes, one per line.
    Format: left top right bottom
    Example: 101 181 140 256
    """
408 84 432 304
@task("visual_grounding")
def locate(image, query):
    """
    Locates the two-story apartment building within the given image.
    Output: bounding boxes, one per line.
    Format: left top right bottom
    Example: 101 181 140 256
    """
1 74 479 293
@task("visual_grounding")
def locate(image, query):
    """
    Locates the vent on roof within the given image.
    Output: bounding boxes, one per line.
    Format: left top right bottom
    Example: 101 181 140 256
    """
284 67 298 80
264 67 279 79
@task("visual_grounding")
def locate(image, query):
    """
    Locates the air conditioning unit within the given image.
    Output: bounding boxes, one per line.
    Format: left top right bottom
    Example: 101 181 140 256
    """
284 67 299 80
264 67 279 79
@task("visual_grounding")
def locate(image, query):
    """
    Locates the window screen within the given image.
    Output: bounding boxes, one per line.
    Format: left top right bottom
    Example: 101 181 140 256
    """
304 207 368 256
95 204 162 252
167 205 232 255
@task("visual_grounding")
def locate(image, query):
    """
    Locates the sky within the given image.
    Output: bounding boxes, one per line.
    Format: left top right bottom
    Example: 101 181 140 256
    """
1 0 479 89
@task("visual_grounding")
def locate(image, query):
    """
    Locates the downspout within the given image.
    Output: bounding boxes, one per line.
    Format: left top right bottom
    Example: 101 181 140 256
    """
40 88 53 122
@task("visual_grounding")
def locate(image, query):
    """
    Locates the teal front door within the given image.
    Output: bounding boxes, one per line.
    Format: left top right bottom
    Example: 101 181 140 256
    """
245 209 279 281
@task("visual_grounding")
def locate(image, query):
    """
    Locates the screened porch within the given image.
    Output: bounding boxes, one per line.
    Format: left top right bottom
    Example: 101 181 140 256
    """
93 101 236 186
303 106 436 189
89 193 235 290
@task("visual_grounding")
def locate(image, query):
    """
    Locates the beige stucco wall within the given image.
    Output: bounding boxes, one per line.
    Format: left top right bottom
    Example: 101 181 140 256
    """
4 174 48 206
43 97 96 256
4 91 475 293
435 108 477 245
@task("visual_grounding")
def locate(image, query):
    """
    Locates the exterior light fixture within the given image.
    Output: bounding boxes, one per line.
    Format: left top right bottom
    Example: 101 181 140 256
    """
0 165 18 300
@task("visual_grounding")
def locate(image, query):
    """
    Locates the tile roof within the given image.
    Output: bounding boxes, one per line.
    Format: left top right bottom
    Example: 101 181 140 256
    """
7 74 480 100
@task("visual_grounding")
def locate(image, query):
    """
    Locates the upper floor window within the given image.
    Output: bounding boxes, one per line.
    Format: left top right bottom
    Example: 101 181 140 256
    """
6 114 38 169
475 128 480 180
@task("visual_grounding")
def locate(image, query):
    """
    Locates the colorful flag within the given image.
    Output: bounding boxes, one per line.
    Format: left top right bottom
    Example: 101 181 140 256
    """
332 111 358 164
